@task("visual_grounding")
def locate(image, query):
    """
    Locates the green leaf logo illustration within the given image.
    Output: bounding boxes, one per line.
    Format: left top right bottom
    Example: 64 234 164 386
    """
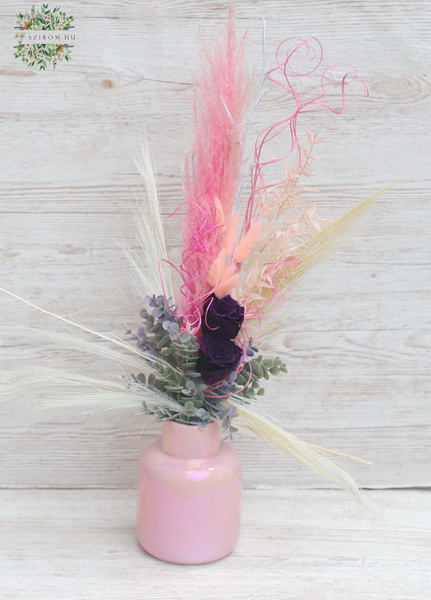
13 4 75 70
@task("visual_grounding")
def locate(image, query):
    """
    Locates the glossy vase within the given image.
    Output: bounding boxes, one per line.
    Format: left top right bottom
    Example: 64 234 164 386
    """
137 420 242 564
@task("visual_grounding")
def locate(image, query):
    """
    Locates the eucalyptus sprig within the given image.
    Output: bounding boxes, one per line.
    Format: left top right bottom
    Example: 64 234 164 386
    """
126 294 287 437
128 296 212 428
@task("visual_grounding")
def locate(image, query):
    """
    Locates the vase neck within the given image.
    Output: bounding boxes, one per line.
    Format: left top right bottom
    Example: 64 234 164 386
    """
161 421 221 458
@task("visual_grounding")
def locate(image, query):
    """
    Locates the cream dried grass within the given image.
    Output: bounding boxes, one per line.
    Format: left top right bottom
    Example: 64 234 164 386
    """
119 143 174 301
254 183 396 339
1 367 189 427
279 184 393 290
0 292 173 374
231 402 373 507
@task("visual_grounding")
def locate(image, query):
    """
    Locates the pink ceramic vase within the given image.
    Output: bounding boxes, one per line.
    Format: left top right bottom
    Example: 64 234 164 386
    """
137 420 242 564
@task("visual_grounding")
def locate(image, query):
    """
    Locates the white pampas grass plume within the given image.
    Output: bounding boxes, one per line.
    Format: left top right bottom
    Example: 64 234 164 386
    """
1 325 157 373
231 402 373 507
0 290 180 376
0 367 192 426
120 142 174 301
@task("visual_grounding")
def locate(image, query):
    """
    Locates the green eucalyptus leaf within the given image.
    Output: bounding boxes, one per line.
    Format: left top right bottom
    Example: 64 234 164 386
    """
183 362 197 370
157 335 171 348
179 330 191 343
164 384 184 392
250 359 263 378
262 358 274 368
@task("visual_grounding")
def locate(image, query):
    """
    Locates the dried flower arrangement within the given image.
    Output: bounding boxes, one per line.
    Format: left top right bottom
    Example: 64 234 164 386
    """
1 9 391 504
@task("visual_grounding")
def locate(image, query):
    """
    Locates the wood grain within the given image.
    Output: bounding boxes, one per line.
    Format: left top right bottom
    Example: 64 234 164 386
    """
1 489 430 599
1 0 430 489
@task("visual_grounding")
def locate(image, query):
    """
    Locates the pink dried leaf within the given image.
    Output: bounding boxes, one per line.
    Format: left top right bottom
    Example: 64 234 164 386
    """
222 211 239 251
214 273 240 299
233 221 261 263
207 248 227 288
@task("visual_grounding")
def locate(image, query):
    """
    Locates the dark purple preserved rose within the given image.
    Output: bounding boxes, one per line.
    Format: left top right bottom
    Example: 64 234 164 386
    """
197 335 243 384
201 294 244 340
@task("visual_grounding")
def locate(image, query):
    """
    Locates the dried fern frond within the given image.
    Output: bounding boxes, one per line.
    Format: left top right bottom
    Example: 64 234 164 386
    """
273 183 394 294
246 182 395 337
240 133 325 304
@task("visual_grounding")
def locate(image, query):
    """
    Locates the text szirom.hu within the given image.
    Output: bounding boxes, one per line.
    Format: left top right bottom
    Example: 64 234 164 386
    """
15 31 76 44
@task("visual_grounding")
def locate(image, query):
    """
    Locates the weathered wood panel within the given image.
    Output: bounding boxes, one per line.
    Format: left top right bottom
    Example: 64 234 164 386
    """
1 489 430 599
0 0 430 489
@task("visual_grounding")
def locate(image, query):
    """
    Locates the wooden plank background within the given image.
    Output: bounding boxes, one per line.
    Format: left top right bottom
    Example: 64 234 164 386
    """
0 0 430 490
2 489 430 599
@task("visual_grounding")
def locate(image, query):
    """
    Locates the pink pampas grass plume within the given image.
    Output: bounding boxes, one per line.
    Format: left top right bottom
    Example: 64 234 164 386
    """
179 6 253 330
